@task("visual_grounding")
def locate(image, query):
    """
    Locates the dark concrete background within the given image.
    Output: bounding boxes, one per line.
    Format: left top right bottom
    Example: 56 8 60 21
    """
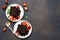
0 0 60 40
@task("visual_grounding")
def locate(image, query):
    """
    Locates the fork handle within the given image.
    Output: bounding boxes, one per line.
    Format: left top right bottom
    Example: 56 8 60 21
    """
9 27 13 32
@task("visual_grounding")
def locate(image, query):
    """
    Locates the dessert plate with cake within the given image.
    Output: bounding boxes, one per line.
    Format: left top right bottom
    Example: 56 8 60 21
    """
5 4 32 39
13 20 32 38
6 4 24 22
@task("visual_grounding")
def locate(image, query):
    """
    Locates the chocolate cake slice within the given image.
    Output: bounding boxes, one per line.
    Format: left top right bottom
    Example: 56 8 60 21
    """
17 24 28 36
10 6 20 18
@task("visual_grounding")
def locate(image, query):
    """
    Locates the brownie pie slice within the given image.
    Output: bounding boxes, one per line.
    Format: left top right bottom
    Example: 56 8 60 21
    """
10 6 20 18
17 24 28 36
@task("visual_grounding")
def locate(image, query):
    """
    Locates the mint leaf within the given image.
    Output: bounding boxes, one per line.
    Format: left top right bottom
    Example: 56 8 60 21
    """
7 9 10 14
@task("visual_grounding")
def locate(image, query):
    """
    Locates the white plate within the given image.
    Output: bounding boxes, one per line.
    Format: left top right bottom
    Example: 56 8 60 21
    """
13 20 32 38
6 4 24 22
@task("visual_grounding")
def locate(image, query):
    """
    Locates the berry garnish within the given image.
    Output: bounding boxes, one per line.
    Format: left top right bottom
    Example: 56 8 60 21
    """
21 22 27 26
2 5 7 10
16 31 20 36
27 25 31 31
16 5 20 9
2 27 7 32
5 0 8 4
18 16 20 19
24 7 28 11
23 2 28 7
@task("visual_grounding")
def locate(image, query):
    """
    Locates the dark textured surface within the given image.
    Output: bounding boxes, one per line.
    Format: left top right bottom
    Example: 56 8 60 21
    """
0 0 60 40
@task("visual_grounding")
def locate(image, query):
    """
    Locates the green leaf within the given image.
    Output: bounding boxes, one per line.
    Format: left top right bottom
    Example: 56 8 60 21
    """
25 16 28 19
7 9 10 14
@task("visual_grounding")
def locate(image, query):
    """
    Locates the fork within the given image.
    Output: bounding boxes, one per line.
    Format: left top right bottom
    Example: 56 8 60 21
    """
5 21 13 33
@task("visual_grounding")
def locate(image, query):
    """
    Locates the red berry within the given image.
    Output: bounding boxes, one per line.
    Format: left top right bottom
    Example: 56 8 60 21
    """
18 16 20 19
9 16 13 18
24 7 28 11
5 0 8 4
2 27 7 32
16 31 20 36
17 32 20 36
12 17 14 20
13 17 16 20
27 25 31 30
22 22 27 26
16 5 20 9
23 2 28 7
2 5 7 10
